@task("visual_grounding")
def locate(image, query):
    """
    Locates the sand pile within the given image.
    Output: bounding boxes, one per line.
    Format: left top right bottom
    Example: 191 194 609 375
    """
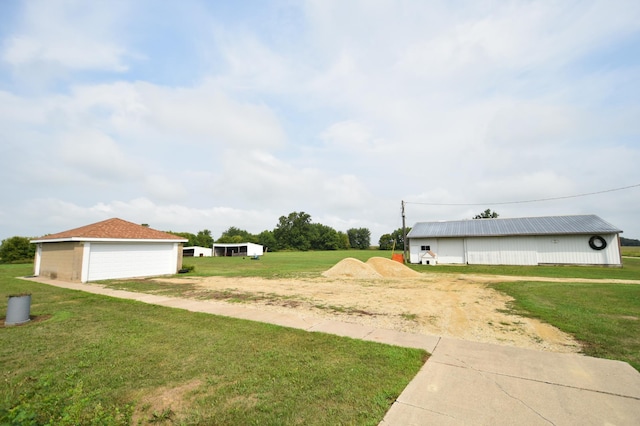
366 257 422 278
322 256 420 279
322 258 382 279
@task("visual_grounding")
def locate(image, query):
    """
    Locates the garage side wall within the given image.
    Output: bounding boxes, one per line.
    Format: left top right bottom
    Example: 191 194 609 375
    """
38 242 84 282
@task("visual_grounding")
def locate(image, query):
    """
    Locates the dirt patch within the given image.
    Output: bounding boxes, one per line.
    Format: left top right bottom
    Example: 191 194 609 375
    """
159 269 582 353
1 315 52 327
132 379 202 424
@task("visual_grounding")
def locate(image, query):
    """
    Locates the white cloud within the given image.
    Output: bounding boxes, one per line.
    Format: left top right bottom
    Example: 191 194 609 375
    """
320 120 389 154
1 0 640 244
58 129 141 181
2 0 131 73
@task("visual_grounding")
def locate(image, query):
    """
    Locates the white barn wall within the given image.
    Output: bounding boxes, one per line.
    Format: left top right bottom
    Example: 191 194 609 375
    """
536 235 620 265
409 234 621 266
408 239 435 264
438 238 466 264
467 237 538 265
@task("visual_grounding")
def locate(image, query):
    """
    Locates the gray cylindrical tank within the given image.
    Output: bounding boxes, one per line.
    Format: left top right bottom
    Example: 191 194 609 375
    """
5 294 31 326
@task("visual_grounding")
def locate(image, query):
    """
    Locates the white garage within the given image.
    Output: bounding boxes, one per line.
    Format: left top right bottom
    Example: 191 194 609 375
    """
31 218 188 283
407 214 622 266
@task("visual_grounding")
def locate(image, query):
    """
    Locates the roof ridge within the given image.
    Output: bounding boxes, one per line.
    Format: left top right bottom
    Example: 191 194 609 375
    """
32 218 187 241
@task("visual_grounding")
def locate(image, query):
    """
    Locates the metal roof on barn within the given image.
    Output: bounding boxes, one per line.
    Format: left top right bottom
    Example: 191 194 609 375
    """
407 215 622 238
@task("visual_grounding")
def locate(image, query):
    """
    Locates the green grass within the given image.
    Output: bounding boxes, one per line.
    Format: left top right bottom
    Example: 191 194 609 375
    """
415 256 640 280
184 250 640 280
183 250 384 278
491 281 640 371
0 263 426 425
622 246 640 257
3 249 640 423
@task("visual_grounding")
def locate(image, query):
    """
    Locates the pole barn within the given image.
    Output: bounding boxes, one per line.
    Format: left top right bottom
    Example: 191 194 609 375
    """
407 214 622 266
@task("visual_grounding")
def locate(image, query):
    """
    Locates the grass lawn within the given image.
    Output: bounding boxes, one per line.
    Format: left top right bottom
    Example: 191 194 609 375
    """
3 250 640 423
491 281 640 371
179 252 640 373
183 250 640 281
0 263 426 425
413 256 640 280
182 250 385 278
622 246 640 257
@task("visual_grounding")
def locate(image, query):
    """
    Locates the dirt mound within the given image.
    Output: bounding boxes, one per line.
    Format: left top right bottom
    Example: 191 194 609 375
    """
322 257 422 279
321 258 382 279
366 257 422 278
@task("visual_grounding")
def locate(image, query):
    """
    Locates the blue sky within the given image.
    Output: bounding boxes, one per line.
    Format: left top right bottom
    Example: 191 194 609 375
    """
1 0 639 242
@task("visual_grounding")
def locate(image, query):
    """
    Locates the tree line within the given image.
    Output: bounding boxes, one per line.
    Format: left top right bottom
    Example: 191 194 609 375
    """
1 208 504 262
169 212 374 252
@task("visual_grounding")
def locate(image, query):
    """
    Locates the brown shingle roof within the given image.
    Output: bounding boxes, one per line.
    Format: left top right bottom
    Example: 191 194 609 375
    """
33 218 187 241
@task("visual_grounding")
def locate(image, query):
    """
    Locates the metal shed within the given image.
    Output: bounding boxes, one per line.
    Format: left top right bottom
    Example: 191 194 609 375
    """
183 246 213 257
212 242 264 257
407 214 622 266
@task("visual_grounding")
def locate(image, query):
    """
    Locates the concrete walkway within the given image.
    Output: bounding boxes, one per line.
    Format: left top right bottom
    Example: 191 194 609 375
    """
21 277 640 425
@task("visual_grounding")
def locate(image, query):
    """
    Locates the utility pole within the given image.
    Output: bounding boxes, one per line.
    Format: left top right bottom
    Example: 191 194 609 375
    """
401 200 407 263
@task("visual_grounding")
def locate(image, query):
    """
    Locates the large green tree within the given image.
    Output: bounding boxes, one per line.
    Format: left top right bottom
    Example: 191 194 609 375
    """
168 231 197 246
337 231 350 250
273 211 313 251
347 228 371 249
474 209 499 219
309 223 343 250
256 230 277 252
378 227 410 250
194 229 214 248
216 227 256 244
0 236 36 263
378 233 394 250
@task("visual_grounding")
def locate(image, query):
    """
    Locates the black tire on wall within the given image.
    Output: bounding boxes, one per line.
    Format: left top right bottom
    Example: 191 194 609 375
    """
588 235 607 250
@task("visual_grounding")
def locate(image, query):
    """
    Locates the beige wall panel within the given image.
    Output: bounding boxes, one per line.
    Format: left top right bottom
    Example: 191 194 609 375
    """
39 242 84 282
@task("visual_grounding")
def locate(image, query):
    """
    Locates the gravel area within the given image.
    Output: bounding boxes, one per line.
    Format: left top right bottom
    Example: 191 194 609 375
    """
158 258 585 353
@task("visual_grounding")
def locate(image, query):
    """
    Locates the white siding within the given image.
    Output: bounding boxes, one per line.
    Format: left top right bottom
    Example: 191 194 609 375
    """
409 234 621 266
437 238 466 264
536 235 620 265
86 243 178 282
466 237 538 265
408 238 437 264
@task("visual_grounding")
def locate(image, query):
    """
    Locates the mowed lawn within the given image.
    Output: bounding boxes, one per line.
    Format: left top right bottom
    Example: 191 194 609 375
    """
2 251 639 424
180 251 640 371
0 263 426 425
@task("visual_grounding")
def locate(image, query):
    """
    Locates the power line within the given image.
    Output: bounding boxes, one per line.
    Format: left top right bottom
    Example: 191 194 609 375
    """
405 183 640 206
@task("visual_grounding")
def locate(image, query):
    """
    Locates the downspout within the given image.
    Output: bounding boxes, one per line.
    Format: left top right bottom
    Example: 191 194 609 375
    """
617 233 623 266
81 242 91 283
34 243 42 276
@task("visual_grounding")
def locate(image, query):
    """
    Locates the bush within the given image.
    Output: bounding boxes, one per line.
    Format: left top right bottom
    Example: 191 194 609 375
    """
0 236 35 263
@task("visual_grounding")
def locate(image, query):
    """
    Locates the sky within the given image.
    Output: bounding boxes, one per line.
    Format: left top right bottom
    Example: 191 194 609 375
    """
1 0 639 243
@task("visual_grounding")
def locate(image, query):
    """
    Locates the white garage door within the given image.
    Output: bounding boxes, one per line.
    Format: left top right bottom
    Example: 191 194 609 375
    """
437 238 465 264
87 243 177 281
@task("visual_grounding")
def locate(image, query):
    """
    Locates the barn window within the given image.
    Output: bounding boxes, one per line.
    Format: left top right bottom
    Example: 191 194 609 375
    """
421 245 430 251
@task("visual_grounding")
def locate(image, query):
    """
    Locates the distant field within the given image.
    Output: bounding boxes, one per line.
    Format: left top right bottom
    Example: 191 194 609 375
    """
184 250 640 281
622 246 640 257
